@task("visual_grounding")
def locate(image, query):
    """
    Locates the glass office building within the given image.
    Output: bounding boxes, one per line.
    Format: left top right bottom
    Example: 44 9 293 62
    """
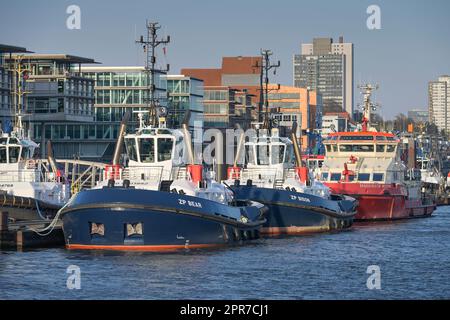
164 75 203 131
81 66 168 125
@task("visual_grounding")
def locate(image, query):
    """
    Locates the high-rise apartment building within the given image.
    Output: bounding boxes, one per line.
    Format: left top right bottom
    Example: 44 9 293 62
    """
429 75 450 134
293 37 353 116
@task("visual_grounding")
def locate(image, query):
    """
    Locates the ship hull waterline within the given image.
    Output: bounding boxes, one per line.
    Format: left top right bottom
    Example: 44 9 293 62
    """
324 183 436 221
230 186 357 236
60 188 267 252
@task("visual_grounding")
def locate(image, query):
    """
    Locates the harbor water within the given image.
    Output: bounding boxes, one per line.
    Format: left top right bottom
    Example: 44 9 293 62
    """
1 206 449 300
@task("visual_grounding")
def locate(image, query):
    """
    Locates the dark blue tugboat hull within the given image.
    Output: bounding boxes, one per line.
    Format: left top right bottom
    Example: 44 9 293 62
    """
230 186 356 235
60 188 266 251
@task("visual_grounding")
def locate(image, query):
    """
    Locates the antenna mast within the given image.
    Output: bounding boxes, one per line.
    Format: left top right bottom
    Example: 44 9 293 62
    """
10 55 31 137
260 49 280 129
136 21 170 127
358 83 379 132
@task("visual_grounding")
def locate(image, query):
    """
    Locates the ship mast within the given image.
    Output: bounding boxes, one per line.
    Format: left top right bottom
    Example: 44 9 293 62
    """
260 49 280 130
136 21 170 127
358 84 379 132
9 55 31 138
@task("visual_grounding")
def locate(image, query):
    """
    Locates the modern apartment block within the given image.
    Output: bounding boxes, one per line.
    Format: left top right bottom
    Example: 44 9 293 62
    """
23 55 96 120
203 86 254 130
5 54 98 158
182 56 261 128
293 37 353 116
429 75 450 134
267 85 323 152
182 56 262 97
0 44 31 124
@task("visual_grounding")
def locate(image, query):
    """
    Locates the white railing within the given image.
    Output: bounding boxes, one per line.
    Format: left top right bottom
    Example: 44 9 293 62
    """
119 166 166 182
240 168 280 182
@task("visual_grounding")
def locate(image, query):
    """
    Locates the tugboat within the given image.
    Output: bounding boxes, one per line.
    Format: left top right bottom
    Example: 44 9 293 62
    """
225 124 357 236
225 48 356 236
320 84 436 221
60 110 267 251
0 115 70 220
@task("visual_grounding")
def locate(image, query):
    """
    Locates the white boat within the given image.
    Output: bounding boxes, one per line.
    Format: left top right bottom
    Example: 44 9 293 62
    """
0 116 70 219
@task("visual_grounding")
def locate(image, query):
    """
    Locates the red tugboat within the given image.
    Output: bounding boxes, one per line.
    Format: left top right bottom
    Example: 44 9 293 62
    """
320 84 436 221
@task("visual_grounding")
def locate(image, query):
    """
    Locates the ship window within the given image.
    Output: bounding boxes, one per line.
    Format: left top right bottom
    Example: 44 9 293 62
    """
256 145 270 165
9 146 21 163
332 145 338 152
245 145 256 165
125 138 138 162
353 145 374 152
347 175 355 182
340 136 374 141
0 147 7 163
339 145 353 152
271 145 285 164
331 173 341 181
386 145 395 152
376 145 386 152
90 222 105 236
376 136 386 141
126 223 143 236
321 172 329 180
373 173 384 182
139 138 155 163
157 138 173 162
358 173 370 181
326 145 331 152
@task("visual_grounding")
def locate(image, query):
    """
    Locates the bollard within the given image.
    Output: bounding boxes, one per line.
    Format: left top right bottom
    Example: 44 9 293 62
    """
0 211 8 231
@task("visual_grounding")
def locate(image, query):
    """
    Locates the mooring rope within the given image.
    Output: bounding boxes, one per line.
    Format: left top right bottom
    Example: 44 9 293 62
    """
28 200 62 237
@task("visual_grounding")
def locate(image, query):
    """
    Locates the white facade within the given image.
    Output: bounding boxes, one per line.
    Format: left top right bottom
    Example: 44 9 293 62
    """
321 114 349 136
429 75 450 134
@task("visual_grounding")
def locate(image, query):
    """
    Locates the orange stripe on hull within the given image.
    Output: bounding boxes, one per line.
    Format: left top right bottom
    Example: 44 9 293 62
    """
66 243 224 252
261 225 331 236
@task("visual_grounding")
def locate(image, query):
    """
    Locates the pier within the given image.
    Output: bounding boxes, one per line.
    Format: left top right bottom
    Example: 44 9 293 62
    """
0 212 64 250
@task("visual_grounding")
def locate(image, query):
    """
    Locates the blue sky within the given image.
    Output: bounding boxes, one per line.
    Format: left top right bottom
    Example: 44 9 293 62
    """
1 0 449 119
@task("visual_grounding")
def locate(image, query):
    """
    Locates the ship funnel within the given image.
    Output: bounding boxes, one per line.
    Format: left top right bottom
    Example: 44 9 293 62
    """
182 110 203 183
112 111 131 166
182 111 195 165
233 124 245 168
291 122 302 168
291 122 309 184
